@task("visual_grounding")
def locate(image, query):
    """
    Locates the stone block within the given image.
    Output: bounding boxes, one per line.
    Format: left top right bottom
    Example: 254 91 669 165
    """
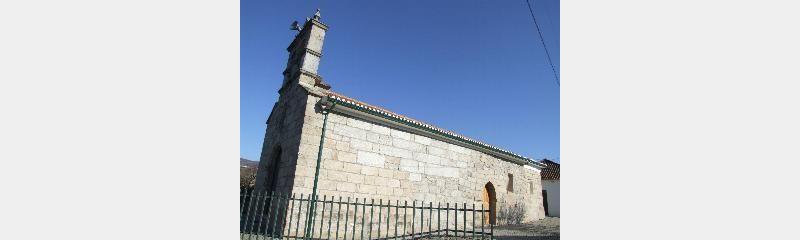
413 152 442 165
337 152 357 163
327 171 347 181
424 164 459 178
413 135 431 145
320 181 337 190
334 124 366 140
387 178 401 188
399 158 420 173
336 182 357 192
346 117 372 130
361 166 379 176
377 186 394 196
333 141 350 152
409 173 422 182
392 138 413 149
378 168 394 178
372 124 391 135
358 184 377 194
427 146 448 158
366 132 380 143
390 129 411 140
379 145 412 159
343 162 362 173
346 173 364 183
324 160 344 171
357 151 386 167
393 188 405 196
393 171 409 179
351 139 373 151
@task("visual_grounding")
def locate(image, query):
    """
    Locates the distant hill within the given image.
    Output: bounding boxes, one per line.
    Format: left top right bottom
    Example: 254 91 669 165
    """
240 157 258 188
240 157 258 169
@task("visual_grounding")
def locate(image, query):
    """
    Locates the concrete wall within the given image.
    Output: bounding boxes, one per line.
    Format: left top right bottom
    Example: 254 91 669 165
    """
542 180 560 217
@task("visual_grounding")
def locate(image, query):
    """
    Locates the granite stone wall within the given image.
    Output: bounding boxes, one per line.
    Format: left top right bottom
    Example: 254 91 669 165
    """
279 94 546 222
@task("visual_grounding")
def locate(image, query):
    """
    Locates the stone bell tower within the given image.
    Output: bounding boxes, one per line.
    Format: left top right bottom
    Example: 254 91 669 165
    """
280 9 330 95
255 9 331 194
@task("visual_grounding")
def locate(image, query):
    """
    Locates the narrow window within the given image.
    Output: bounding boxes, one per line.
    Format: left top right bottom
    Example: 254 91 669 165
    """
507 174 514 192
530 181 535 192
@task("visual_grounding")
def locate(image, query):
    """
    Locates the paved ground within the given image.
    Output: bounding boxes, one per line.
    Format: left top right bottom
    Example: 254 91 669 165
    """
492 217 560 240
241 217 560 239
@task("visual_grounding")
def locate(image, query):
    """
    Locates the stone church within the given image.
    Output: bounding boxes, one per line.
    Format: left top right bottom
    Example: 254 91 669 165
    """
255 10 547 222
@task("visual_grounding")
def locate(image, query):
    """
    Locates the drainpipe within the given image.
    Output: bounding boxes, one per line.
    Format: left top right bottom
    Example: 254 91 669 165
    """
305 97 334 239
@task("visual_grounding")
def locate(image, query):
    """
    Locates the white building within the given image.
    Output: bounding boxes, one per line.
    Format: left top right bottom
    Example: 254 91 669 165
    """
541 159 560 217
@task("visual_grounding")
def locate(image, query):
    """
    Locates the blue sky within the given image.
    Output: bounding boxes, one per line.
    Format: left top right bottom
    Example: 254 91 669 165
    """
241 0 559 162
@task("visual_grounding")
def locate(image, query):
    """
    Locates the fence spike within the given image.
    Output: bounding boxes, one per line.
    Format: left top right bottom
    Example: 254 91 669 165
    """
411 200 416 238
472 203 476 239
377 199 382 238
360 198 366 240
336 196 342 240
445 202 449 237
295 193 303 238
319 195 327 238
463 202 467 237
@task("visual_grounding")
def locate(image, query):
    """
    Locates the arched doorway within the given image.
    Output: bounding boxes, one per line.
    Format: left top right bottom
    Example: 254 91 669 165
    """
264 147 282 193
482 182 497 224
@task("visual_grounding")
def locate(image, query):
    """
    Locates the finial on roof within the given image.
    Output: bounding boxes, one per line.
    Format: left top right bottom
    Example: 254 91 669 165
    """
313 9 321 20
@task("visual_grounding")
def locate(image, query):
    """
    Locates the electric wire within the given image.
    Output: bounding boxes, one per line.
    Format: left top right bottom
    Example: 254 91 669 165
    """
525 0 560 86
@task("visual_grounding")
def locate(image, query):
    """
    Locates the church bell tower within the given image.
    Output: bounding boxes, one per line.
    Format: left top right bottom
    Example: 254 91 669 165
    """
280 9 330 95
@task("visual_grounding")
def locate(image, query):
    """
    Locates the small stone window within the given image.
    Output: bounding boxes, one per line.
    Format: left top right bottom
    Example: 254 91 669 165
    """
530 181 535 192
507 174 514 192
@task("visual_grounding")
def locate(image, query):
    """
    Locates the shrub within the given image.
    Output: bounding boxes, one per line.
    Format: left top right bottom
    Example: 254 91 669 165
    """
497 202 526 225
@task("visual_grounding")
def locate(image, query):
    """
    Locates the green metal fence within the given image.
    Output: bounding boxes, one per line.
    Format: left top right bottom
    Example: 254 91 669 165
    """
241 189 494 239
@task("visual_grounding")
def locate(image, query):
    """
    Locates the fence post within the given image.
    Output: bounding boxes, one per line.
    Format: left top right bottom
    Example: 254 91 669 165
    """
287 194 296 237
385 199 391 239
369 198 375 239
481 204 485 239
419 200 424 237
294 193 303 237
428 202 433 237
328 196 334 239
437 202 441 236
377 199 382 238
360 197 367 240
463 202 467 237
454 202 458 237
241 189 255 239
274 192 285 238
260 191 274 237
472 203 476 239
344 197 352 240
319 195 327 238
445 202 449 237
395 200 400 238
403 200 408 238
411 200 416 238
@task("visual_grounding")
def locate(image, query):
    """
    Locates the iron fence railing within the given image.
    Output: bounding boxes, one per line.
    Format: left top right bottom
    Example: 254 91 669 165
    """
240 189 494 239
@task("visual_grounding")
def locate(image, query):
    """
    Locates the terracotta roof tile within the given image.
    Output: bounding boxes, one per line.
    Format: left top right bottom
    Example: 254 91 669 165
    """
540 159 560 180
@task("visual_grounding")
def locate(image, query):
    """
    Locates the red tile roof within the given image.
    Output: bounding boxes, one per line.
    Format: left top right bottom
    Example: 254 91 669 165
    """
541 159 560 180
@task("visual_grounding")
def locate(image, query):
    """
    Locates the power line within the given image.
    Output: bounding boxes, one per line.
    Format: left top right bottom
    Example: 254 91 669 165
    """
525 0 560 86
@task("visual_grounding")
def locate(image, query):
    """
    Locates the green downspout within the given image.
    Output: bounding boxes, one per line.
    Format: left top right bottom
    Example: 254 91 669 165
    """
305 99 333 239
